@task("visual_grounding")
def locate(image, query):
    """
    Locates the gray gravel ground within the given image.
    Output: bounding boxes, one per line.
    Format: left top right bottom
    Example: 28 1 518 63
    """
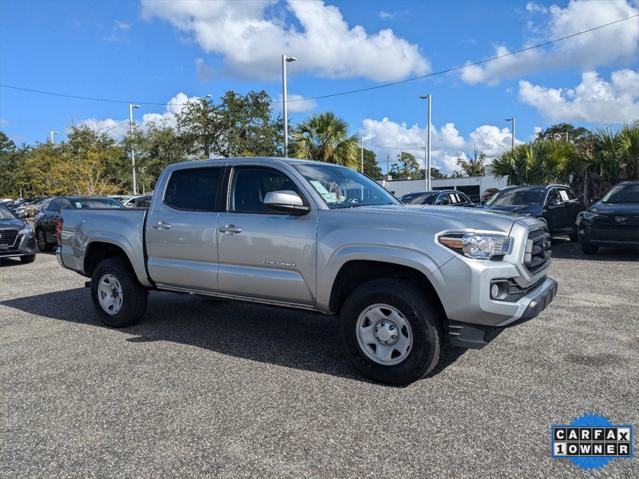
1 242 638 478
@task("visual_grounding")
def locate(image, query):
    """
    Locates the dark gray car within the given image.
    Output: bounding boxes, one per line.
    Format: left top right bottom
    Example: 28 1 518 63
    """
0 203 37 263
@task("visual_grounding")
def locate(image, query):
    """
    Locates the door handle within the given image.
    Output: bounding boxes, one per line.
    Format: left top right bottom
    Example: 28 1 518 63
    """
152 220 172 230
219 224 242 235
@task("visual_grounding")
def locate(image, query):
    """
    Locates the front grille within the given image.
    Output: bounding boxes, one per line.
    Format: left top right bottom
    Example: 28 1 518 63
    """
524 228 551 274
0 229 19 248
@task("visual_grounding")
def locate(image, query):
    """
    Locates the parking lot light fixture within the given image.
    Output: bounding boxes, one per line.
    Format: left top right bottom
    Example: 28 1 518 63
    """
505 117 515 152
282 54 297 157
129 104 141 195
49 130 60 143
420 94 432 190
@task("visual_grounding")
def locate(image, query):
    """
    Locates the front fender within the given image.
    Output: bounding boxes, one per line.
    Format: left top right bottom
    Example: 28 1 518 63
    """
316 244 449 313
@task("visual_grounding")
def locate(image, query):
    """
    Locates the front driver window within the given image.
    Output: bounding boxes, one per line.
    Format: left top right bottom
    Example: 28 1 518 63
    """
230 167 301 214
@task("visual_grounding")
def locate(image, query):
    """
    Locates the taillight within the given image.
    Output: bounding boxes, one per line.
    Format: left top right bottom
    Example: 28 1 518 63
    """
56 217 64 243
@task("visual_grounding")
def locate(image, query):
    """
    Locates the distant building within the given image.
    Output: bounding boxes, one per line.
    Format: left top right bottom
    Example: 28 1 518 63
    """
379 166 508 203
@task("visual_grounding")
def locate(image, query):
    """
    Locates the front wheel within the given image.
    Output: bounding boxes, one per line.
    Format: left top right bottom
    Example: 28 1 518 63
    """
91 257 148 327
340 279 442 386
581 240 599 255
568 228 578 242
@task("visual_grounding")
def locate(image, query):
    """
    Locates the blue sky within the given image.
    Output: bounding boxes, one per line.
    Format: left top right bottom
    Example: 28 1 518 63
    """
1 0 637 172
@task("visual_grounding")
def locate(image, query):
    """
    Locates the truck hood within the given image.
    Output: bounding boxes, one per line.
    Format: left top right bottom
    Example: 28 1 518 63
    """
348 204 526 234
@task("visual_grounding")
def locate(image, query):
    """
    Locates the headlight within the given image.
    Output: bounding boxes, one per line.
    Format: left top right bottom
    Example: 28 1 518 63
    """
582 210 599 221
20 224 34 236
438 231 511 260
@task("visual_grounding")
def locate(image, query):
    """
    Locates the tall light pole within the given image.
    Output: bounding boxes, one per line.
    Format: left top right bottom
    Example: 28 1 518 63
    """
505 117 515 152
129 104 141 195
281 54 296 157
420 94 432 190
49 131 59 143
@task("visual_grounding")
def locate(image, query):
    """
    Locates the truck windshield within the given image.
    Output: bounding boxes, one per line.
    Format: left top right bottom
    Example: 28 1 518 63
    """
293 163 397 209
601 184 639 204
485 187 546 206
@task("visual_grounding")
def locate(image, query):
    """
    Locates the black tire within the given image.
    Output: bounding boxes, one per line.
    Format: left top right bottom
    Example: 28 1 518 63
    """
340 279 442 386
581 240 599 255
568 229 578 242
36 228 54 252
91 257 148 327
20 255 36 263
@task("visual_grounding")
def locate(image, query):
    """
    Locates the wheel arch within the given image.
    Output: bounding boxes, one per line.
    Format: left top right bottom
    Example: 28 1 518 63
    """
83 240 150 287
327 259 447 322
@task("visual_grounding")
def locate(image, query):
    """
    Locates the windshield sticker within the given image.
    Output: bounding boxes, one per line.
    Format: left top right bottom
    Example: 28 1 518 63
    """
310 180 339 203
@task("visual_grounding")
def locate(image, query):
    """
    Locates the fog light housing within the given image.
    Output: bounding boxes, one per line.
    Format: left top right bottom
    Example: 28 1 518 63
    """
490 280 510 300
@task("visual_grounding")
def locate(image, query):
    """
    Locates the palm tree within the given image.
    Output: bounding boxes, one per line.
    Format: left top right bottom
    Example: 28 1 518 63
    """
289 112 359 167
619 125 639 180
491 140 575 185
456 146 486 177
579 126 639 200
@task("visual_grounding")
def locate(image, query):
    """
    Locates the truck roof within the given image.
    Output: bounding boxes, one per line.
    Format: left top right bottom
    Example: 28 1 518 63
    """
170 157 337 169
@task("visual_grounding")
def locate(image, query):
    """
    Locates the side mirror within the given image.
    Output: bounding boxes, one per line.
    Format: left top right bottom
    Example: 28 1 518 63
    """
264 190 309 214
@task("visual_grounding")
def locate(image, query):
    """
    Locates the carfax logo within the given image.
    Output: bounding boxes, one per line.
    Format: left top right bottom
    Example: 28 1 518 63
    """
551 413 634 470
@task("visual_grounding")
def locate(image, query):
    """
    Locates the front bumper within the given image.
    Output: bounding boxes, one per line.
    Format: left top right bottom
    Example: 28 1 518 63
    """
579 222 639 247
448 278 558 349
0 230 37 258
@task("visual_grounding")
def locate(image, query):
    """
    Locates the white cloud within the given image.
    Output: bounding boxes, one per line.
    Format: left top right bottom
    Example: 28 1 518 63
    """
526 2 548 14
0 118 8 126
379 11 394 19
360 117 518 174
195 58 214 82
77 92 200 138
519 69 639 124
461 0 639 85
114 20 130 30
141 0 429 81
280 93 317 113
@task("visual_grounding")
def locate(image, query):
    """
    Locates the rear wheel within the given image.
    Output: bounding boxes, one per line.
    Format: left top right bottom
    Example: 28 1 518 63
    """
36 229 54 252
340 279 442 386
20 255 36 263
91 257 148 327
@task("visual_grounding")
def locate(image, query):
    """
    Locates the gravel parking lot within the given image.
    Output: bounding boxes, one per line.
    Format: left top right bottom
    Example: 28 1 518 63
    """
1 242 638 478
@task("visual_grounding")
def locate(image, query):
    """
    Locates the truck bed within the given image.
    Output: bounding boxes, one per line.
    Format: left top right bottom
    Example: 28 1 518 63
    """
58 208 151 286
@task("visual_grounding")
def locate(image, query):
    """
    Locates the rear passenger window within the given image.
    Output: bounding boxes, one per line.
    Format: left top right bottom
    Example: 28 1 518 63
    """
164 168 221 211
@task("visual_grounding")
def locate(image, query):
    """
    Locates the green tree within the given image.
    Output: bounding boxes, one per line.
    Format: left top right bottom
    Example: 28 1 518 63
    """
579 126 639 199
0 132 23 197
124 121 189 192
362 148 382 179
216 90 282 157
455 146 486 177
176 96 220 159
536 123 594 145
290 112 359 166
17 126 124 196
492 140 575 185
389 151 420 179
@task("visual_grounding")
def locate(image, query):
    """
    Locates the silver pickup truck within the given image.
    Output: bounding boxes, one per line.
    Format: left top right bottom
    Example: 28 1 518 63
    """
57 157 557 385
